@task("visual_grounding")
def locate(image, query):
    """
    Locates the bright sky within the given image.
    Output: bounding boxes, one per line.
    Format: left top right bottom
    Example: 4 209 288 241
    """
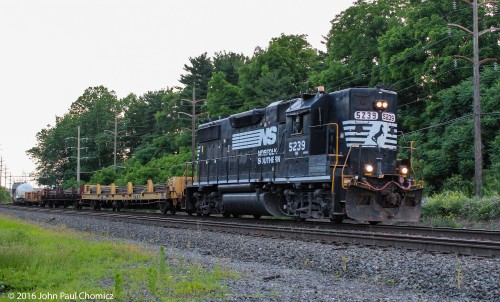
0 0 354 186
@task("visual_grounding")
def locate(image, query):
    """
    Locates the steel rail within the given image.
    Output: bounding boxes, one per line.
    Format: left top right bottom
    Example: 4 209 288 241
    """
3 205 499 257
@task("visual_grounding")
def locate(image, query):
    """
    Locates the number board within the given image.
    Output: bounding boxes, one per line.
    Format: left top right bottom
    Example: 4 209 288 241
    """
354 111 378 120
382 112 396 122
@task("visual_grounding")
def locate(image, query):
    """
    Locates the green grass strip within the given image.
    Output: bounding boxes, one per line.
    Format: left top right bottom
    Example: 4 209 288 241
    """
0 214 233 301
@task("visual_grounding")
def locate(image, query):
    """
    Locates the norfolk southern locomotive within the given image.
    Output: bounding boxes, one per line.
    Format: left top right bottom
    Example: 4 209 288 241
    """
185 87 424 223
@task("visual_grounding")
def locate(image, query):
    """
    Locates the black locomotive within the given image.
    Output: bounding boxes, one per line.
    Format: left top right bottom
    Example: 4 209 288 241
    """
185 87 424 223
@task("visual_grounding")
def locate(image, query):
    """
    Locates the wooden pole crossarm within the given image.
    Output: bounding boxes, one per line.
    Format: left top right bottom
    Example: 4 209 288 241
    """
479 27 498 36
453 55 497 65
460 0 498 5
448 23 473 35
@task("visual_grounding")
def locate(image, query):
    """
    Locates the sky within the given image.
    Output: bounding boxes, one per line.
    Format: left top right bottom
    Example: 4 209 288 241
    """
0 0 355 187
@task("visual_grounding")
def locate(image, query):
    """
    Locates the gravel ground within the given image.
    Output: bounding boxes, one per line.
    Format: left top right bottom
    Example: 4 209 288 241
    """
1 207 499 301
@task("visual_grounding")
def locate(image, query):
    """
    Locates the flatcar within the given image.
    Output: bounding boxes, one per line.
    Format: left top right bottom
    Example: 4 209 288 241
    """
80 177 187 213
183 86 424 223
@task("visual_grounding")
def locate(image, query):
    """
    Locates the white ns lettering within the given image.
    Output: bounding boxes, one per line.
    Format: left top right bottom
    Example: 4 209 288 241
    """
261 126 277 146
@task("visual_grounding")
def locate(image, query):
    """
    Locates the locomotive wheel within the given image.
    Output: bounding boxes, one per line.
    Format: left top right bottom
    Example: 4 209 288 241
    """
222 211 230 218
369 221 381 225
330 215 344 224
253 215 261 219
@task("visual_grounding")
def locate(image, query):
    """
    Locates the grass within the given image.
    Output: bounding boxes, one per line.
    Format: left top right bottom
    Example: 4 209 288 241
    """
0 214 234 301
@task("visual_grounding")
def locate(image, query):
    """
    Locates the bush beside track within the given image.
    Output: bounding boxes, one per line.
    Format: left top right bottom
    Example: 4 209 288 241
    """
0 187 10 204
422 191 500 228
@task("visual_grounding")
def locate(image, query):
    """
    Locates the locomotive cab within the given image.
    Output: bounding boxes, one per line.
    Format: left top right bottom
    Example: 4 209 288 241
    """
333 88 424 222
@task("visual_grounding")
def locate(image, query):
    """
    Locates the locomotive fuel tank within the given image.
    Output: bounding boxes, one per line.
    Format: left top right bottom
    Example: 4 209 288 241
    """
221 191 286 217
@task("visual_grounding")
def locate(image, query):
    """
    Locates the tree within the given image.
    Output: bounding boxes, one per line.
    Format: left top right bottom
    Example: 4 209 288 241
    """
179 52 214 100
27 86 120 185
122 89 175 163
204 71 242 118
213 51 247 86
238 34 319 109
415 69 499 193
312 0 406 91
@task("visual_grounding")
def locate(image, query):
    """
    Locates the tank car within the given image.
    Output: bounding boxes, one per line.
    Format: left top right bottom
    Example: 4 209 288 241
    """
184 87 424 223
13 182 34 204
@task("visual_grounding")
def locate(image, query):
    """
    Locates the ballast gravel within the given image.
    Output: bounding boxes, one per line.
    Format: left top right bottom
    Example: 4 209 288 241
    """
1 207 499 301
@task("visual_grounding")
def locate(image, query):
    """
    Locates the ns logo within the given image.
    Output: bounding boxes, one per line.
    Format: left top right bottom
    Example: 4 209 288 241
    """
232 126 278 150
260 126 277 146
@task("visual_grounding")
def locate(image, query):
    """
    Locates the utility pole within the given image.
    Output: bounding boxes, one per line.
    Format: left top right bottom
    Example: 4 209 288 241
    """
114 117 117 171
174 84 207 182
191 84 196 181
448 0 498 197
77 126 81 184
0 157 3 188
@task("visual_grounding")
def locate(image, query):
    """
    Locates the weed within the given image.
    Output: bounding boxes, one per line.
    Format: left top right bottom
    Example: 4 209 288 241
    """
456 256 462 289
303 258 310 268
113 271 123 300
341 256 349 272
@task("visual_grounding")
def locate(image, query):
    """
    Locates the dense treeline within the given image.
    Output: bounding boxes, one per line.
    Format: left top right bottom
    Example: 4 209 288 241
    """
27 0 499 196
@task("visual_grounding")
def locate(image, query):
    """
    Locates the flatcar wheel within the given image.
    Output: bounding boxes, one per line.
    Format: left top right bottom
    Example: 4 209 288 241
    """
222 211 230 218
253 215 261 219
159 202 167 215
295 217 305 222
369 221 381 225
166 201 175 215
232 213 240 218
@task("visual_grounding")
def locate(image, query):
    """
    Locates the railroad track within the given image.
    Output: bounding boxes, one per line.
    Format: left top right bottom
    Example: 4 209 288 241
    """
3 204 500 257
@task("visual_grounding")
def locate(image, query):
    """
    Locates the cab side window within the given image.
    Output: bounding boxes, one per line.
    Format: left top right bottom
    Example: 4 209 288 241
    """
292 115 303 135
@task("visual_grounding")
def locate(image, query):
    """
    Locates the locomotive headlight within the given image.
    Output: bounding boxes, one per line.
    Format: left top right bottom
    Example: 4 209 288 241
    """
365 164 374 174
374 100 388 110
400 166 409 176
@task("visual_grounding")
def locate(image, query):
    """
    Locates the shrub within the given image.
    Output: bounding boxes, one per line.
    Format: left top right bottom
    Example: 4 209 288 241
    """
422 191 468 218
423 190 500 223
462 195 500 222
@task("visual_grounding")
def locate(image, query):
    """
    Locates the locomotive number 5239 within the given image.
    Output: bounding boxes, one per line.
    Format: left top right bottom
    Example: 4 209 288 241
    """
289 140 306 152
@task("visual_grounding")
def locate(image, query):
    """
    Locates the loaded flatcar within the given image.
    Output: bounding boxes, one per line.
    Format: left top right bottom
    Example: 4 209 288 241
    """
183 86 424 223
81 177 187 213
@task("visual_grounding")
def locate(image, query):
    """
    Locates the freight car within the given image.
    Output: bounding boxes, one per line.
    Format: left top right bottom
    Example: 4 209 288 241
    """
183 86 424 223
41 187 81 208
80 177 188 213
12 182 34 204
24 191 43 206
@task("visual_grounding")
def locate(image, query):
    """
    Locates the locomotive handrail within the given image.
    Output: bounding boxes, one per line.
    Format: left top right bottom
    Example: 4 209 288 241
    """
341 145 357 189
326 123 340 194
